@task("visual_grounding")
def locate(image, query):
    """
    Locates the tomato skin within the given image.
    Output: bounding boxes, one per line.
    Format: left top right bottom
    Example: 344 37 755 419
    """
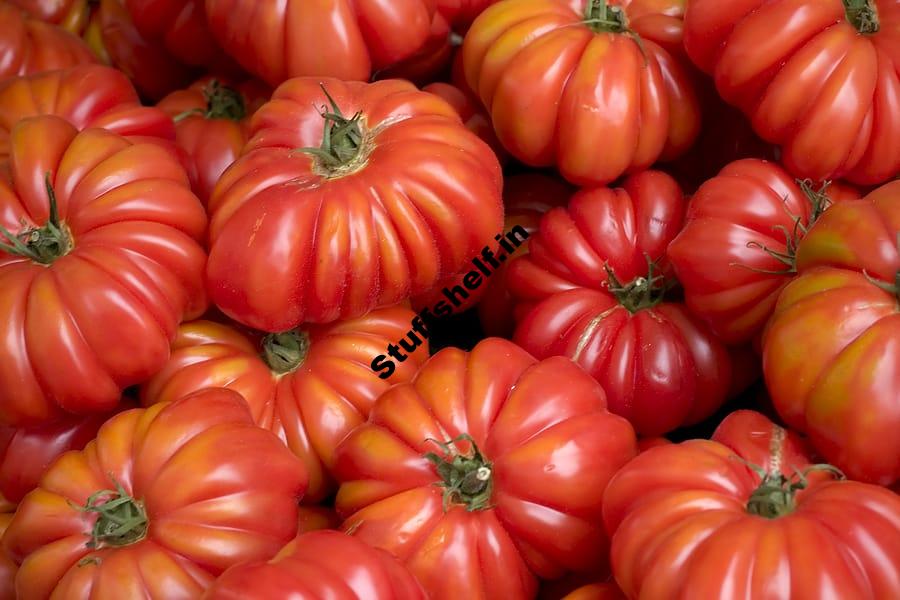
207 77 503 331
8 0 90 33
684 0 900 185
560 583 626 600
462 0 700 186
438 0 499 29
295 506 340 535
3 389 307 600
422 82 506 162
0 116 208 427
603 410 900 600
334 338 638 599
203 530 426 600
0 511 14 600
377 11 454 85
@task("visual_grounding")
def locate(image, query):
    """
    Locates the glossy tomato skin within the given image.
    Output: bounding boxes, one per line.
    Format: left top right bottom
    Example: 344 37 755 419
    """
3 389 307 600
205 0 438 86
462 0 700 186
334 338 639 600
422 82 505 162
8 0 90 33
376 10 454 85
602 410 900 599
684 0 900 185
206 77 503 331
438 0 498 29
668 159 862 346
0 116 207 426
203 530 426 600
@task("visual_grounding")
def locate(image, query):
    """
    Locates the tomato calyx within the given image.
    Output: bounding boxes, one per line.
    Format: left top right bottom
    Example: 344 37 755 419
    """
69 479 148 550
424 433 493 512
173 80 247 122
745 463 845 518
582 0 648 60
262 329 311 375
0 173 73 265
297 85 369 178
844 0 879 34
603 256 673 313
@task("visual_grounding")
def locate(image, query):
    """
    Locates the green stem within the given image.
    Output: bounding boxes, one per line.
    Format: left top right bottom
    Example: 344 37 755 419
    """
297 85 366 176
844 0 879 34
424 434 493 512
173 80 246 122
0 173 72 264
604 255 673 313
746 464 845 518
262 330 311 375
69 479 148 549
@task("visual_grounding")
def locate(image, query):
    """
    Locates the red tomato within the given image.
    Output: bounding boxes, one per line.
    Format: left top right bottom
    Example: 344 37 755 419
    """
0 2 96 81
205 0 438 86
668 159 862 346
0 116 207 426
560 583 626 600
206 77 503 331
422 81 506 162
296 506 340 535
204 530 426 600
157 77 270 205
376 10 454 85
0 510 14 600
334 338 638 599
763 183 900 485
508 171 732 436
141 306 429 502
462 0 700 186
7 0 90 32
438 0 499 29
684 0 900 185
603 409 900 599
3 389 307 599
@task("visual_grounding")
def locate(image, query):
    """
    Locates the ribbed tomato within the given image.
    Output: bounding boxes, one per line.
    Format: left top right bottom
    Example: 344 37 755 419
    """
422 82 506 161
376 10 454 85
206 77 503 331
7 0 90 32
438 0 498 29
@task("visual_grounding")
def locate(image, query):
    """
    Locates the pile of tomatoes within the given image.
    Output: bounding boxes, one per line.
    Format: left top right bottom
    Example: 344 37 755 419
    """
1 0 899 598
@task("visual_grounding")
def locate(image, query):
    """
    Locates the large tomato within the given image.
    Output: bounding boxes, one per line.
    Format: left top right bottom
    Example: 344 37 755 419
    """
602 409 900 599
668 159 862 346
141 306 429 503
206 77 503 332
204 530 426 600
684 0 900 185
0 2 96 81
438 0 498 29
422 81 506 161
157 77 270 205
462 0 700 186
205 0 438 86
763 183 900 485
0 116 207 426
7 0 90 32
3 389 307 599
508 171 733 436
334 338 638 599
376 10 454 85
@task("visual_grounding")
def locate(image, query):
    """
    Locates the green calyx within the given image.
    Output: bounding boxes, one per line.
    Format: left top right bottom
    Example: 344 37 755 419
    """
262 329 311 374
746 463 845 519
297 85 368 178
424 434 494 512
174 80 246 122
583 0 629 33
69 479 148 550
0 173 73 265
604 256 673 313
844 0 879 34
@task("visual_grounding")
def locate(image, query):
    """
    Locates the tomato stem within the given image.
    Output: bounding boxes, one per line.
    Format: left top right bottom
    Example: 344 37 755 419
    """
297 85 367 177
844 0 879 34
582 0 648 61
173 80 246 122
262 329 311 374
424 433 493 512
746 463 845 518
0 173 73 264
604 255 673 313
69 479 148 549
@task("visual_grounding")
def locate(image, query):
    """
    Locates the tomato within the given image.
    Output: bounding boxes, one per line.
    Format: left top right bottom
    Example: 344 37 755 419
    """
438 0 499 30
668 160 862 347
141 306 429 503
205 0 438 86
559 583 626 600
0 509 14 600
763 184 900 485
296 506 340 535
0 116 207 426
206 77 503 331
602 409 900 599
334 338 638 599
7 0 90 33
3 388 307 599
462 0 700 186
0 2 96 81
422 82 506 162
157 77 270 205
376 11 454 85
204 530 426 600
684 0 900 185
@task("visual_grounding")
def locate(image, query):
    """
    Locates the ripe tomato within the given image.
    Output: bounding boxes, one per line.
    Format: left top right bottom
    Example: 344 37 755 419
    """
7 0 90 33
206 77 503 331
204 530 426 600
205 0 438 86
0 2 96 81
508 171 732 436
0 509 14 600
3 389 307 599
684 0 900 185
558 583 625 600
422 82 506 162
296 506 340 535
438 0 499 30
668 159 862 346
141 306 429 503
763 183 900 485
462 0 700 186
603 409 900 599
0 116 207 426
334 338 638 599
157 77 269 205
376 10 454 85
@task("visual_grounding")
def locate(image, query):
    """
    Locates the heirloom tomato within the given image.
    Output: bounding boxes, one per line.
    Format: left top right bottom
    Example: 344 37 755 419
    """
508 171 732 436
422 81 506 161
462 0 700 186
206 77 503 331
205 0 438 86
684 0 900 185
438 0 499 29
0 2 96 81
296 506 340 535
376 10 454 85
668 159 861 346
0 116 207 427
334 338 638 600
763 183 900 485
0 508 14 600
8 0 90 33
141 306 429 503
3 389 307 600
158 77 269 204
204 530 426 600
603 409 900 599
